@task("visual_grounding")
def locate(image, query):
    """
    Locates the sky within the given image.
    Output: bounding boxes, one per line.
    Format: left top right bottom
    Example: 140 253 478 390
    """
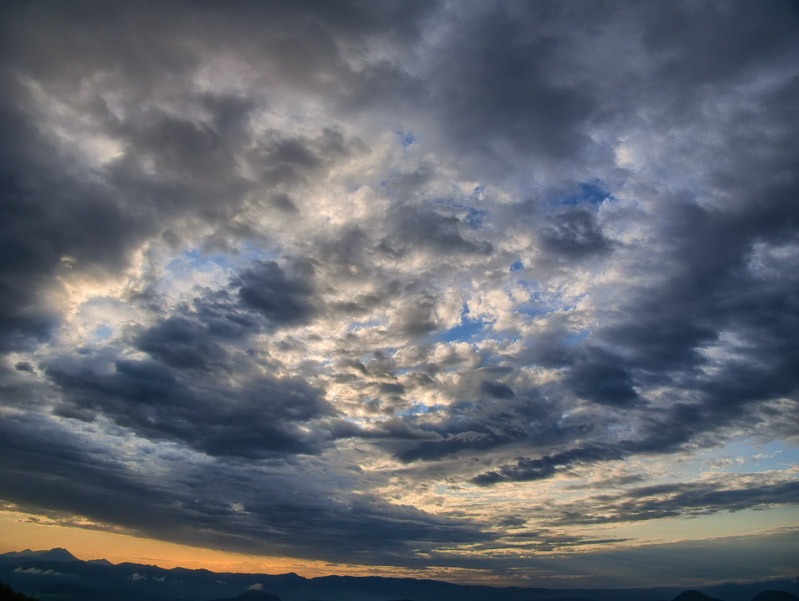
1 0 798 589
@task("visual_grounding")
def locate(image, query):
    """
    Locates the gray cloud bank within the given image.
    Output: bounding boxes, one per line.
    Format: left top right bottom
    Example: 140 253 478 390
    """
1 0 798 585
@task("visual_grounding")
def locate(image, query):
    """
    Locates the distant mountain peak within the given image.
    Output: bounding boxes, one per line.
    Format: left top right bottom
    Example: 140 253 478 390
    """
0 548 79 562
0 550 32 558
672 590 726 601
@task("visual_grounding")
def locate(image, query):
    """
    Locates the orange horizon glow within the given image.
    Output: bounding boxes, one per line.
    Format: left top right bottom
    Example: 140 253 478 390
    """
0 509 317 575
0 509 495 585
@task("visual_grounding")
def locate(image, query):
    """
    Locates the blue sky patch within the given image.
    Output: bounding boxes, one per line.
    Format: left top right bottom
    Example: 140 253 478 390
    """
558 180 612 207
465 207 487 228
435 318 488 343
398 402 433 417
91 325 114 342
432 305 488 343
166 249 237 274
396 130 417 147
564 329 591 344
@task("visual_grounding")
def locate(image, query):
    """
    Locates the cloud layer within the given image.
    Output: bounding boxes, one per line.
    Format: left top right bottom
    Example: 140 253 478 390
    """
1 0 798 586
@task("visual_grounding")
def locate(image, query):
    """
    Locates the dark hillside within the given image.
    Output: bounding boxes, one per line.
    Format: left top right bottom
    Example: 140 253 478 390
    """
672 591 726 601
0 582 37 601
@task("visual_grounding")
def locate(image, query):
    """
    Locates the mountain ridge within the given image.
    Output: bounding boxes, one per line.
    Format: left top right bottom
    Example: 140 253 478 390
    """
1 548 797 601
0 548 79 563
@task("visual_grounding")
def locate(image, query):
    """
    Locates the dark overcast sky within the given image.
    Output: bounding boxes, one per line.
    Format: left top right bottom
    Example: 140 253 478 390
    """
1 0 798 588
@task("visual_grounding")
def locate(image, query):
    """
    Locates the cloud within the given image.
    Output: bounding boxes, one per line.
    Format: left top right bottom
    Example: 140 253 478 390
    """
14 568 61 576
47 348 344 459
14 361 35 373
237 260 318 327
548 475 799 526
540 209 612 259
0 0 797 585
472 443 627 486
0 413 490 566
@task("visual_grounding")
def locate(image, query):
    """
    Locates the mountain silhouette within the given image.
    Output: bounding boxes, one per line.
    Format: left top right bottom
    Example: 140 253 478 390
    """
2 548 799 601
672 591 726 601
0 548 79 563
0 581 37 601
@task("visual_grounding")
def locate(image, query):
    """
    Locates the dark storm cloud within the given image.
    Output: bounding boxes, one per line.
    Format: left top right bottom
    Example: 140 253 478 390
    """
246 128 363 189
0 416 180 533
394 296 439 338
549 478 799 526
384 379 586 464
416 0 799 182
0 11 238 351
0 0 427 350
117 114 240 186
472 444 626 486
237 260 318 326
240 492 491 562
47 351 341 458
467 396 760 485
270 193 300 214
563 348 638 407
464 157 799 485
0 1 435 94
540 209 611 259
135 315 230 371
387 206 494 257
133 255 319 371
449 528 799 588
481 380 515 399
423 3 598 172
590 192 799 414
0 90 149 351
489 528 631 553
513 324 581 369
1 0 798 581
38 253 355 458
638 1 799 91
0 413 490 565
